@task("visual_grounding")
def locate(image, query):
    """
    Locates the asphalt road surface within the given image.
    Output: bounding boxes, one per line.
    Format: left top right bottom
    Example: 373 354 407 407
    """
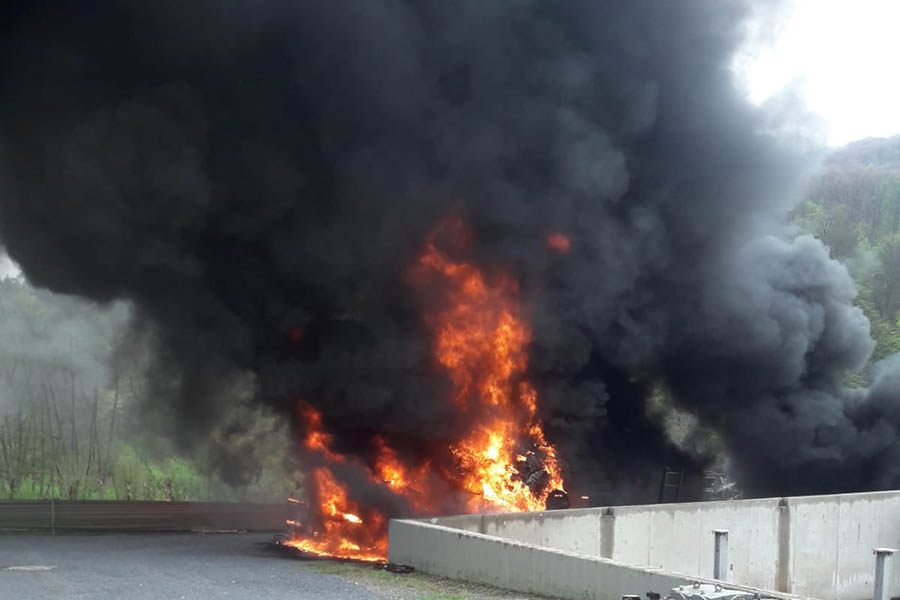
0 532 385 600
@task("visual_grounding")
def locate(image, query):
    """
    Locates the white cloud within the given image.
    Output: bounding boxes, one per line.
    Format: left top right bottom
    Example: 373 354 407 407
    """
736 0 900 146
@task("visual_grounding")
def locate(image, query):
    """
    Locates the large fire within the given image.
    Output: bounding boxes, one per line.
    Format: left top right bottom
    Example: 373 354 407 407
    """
285 219 565 561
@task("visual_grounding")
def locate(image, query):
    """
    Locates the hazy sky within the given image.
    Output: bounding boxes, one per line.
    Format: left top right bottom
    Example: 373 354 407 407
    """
0 252 19 279
738 0 900 146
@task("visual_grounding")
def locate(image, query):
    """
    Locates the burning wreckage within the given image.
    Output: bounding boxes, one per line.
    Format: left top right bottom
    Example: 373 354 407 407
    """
276 219 569 561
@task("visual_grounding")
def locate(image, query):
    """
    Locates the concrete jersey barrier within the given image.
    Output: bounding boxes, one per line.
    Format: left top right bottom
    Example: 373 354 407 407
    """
388 518 814 600
405 490 900 600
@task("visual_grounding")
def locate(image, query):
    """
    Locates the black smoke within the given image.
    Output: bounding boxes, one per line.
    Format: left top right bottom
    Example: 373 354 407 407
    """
0 0 896 502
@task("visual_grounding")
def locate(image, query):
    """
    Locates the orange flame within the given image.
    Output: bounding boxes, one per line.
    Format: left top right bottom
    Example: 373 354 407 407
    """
372 437 434 511
547 232 571 253
297 402 344 463
418 233 563 512
285 467 387 562
287 219 565 561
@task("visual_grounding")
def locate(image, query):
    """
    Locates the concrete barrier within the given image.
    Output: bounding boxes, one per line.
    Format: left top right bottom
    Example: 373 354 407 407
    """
786 492 900 600
612 498 782 589
0 500 290 532
413 490 900 600
388 519 812 600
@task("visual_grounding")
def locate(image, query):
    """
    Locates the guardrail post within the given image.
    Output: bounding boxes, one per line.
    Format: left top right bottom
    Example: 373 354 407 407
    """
873 547 896 600
713 529 729 581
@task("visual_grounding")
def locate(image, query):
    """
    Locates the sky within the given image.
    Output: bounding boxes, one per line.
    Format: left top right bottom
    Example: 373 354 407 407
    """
737 0 900 146
0 251 20 279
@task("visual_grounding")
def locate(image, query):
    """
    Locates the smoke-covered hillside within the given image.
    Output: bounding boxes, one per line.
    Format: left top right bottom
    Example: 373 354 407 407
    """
0 275 296 500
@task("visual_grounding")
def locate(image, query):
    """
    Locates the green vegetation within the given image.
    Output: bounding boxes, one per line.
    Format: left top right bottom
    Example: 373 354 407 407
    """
794 137 900 367
0 276 297 501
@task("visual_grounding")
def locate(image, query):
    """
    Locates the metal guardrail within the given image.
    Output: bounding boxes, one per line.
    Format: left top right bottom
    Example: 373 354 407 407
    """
0 500 290 532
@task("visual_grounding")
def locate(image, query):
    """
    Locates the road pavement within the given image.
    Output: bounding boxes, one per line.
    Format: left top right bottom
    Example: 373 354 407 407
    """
0 532 380 600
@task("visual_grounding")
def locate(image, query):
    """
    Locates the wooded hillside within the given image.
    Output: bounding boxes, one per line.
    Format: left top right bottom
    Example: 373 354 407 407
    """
795 135 900 364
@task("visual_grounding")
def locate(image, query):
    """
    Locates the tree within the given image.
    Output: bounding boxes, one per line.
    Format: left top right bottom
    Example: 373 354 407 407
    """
795 200 858 259
873 234 900 319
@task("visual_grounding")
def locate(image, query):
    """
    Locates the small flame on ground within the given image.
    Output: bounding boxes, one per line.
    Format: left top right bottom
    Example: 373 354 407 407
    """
284 466 387 562
286 218 565 561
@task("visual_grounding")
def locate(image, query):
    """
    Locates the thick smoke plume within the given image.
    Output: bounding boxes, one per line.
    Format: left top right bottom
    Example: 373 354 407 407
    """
0 0 896 501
